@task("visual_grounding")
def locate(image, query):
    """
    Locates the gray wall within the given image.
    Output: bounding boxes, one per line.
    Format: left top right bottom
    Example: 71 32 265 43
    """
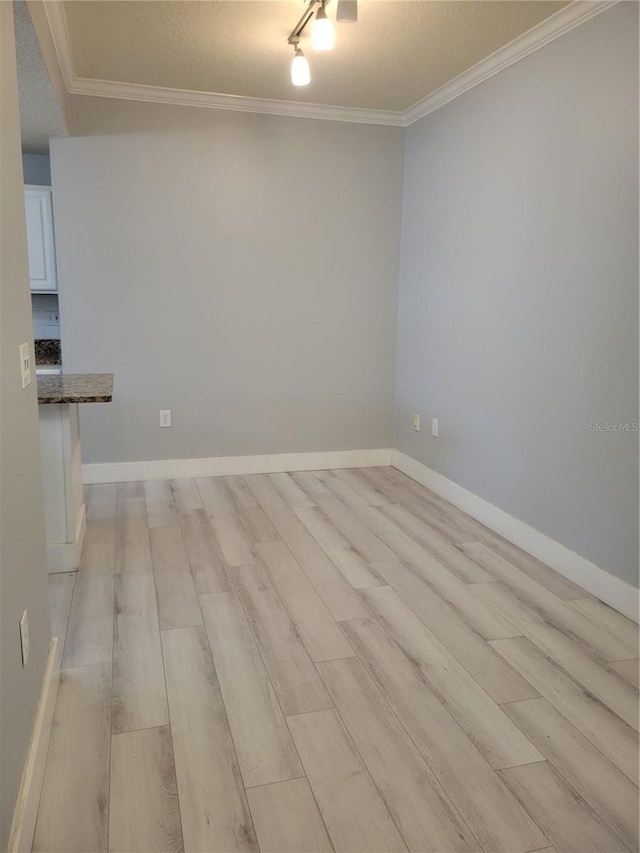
0 3 51 844
22 152 51 185
394 3 639 587
52 100 403 464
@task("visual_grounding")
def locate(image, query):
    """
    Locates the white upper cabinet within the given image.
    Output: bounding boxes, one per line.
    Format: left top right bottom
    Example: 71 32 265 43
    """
25 186 58 292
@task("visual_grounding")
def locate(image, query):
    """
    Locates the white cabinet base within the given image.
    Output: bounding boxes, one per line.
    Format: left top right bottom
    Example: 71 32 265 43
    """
45 504 86 573
39 403 86 573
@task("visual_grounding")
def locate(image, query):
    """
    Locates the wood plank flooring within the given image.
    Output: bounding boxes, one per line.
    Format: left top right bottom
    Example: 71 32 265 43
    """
36 467 639 853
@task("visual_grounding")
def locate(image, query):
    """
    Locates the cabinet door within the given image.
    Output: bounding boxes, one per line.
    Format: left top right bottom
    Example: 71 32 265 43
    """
25 187 57 292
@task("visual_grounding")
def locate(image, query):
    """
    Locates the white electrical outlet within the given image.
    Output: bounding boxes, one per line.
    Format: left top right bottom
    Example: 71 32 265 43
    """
432 418 439 437
19 610 29 666
19 343 31 388
159 409 172 428
413 414 420 432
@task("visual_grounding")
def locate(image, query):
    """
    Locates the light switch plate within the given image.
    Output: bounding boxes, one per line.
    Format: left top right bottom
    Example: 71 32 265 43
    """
19 343 31 388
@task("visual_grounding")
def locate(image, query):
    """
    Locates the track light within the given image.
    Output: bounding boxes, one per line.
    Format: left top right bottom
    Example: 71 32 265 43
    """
312 2 334 51
287 0 357 86
291 46 311 86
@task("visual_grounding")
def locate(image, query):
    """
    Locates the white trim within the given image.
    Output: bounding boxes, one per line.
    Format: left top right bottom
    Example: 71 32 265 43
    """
67 78 406 127
41 1 74 91
83 448 393 485
8 639 59 853
46 503 86 574
392 450 639 624
403 0 618 126
42 0 617 127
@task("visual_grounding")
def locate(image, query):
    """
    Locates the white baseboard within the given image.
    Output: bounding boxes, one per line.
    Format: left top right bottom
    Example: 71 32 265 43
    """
8 638 59 853
83 448 393 485
81 443 637 621
46 503 86 574
392 450 639 623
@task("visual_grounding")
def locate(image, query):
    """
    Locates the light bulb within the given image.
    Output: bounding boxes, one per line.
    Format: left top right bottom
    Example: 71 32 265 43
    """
312 6 334 51
291 48 310 86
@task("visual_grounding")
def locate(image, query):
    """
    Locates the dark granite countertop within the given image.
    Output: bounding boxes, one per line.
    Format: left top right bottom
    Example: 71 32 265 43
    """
37 373 114 404
34 339 62 365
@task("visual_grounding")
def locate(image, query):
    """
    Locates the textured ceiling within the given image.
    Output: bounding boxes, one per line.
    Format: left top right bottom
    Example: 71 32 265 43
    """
62 1 568 112
14 1 68 153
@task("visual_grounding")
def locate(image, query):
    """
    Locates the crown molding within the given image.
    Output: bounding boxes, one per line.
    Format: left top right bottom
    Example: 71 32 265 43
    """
403 0 619 126
66 78 406 126
41 0 74 90
42 0 617 128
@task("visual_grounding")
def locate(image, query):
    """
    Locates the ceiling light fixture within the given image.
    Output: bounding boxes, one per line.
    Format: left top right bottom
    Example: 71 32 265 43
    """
312 2 334 51
291 43 311 86
336 0 357 24
287 0 357 86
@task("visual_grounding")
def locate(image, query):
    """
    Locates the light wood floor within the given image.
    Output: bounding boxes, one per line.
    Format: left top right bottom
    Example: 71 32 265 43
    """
37 467 639 853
